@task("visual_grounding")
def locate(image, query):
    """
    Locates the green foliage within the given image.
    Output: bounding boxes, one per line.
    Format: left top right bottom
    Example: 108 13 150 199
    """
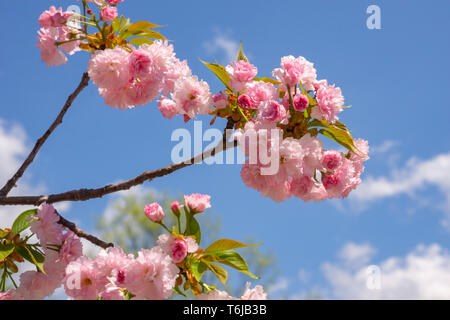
200 60 232 91
205 239 261 252
11 209 37 236
236 41 249 62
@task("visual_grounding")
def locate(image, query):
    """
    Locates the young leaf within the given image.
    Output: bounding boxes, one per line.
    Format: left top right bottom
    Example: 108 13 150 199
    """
127 21 162 33
185 212 201 244
206 262 228 285
319 127 359 154
174 286 187 297
200 60 232 91
203 250 259 279
205 239 261 252
0 243 14 261
11 209 37 236
253 77 281 85
17 245 45 274
236 41 249 62
128 38 154 46
190 260 208 281
0 229 10 239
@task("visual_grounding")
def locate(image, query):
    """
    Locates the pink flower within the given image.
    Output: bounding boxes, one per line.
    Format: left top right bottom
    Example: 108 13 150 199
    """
88 47 131 90
293 94 309 112
171 201 181 215
36 27 67 67
184 193 211 213
30 203 64 247
241 282 267 300
158 97 179 119
237 94 255 109
226 61 258 92
321 150 343 172
299 133 324 177
0 290 21 300
280 137 304 177
58 232 83 266
125 247 179 300
172 76 213 119
290 175 327 202
258 100 287 123
170 239 188 263
39 6 73 28
64 256 99 300
311 80 344 123
322 158 360 199
157 234 198 259
17 271 60 300
272 55 317 90
144 202 165 222
128 48 153 79
100 6 118 22
213 93 228 109
93 247 132 291
57 27 81 55
245 81 278 107
106 0 124 5
162 59 192 95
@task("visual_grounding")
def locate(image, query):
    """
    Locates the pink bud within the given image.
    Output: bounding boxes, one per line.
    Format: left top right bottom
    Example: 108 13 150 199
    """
184 194 211 214
144 203 165 222
171 201 181 216
237 94 255 109
293 94 309 112
213 93 228 109
170 239 188 263
100 6 118 23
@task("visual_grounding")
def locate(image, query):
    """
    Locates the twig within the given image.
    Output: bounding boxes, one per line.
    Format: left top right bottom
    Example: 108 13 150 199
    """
0 73 90 197
0 119 237 206
57 211 114 249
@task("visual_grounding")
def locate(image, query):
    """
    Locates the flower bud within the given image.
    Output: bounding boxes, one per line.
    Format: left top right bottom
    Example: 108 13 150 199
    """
171 201 181 217
144 203 165 223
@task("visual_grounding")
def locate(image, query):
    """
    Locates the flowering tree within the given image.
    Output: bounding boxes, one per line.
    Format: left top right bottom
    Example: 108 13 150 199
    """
0 0 369 300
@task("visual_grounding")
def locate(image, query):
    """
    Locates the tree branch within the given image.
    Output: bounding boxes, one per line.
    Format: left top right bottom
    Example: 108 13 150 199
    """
0 72 90 197
57 211 114 249
0 119 237 206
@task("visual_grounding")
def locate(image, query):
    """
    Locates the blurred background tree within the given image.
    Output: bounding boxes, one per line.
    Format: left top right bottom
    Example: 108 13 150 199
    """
95 190 279 297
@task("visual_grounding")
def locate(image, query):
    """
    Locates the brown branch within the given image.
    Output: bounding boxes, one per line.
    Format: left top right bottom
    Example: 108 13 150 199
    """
57 211 114 249
0 72 90 197
0 118 237 206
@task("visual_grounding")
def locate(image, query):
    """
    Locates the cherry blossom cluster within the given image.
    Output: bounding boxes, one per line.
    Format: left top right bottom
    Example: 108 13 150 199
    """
207 54 369 202
1 195 266 300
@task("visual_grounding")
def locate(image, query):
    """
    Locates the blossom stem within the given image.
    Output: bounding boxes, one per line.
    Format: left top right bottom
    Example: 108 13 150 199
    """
0 73 90 197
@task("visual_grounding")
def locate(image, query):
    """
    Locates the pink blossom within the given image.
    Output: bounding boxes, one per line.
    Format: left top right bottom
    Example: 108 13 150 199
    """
258 100 287 123
241 282 267 300
39 6 73 28
237 94 255 109
158 97 179 119
144 202 165 222
57 27 81 55
184 193 211 213
322 158 359 199
170 239 188 263
226 61 258 92
172 76 213 119
299 133 324 176
162 59 192 95
93 247 132 291
88 47 131 90
171 201 181 215
36 27 67 67
64 256 99 300
17 271 59 300
30 203 64 247
280 137 304 177
293 94 309 112
58 232 83 266
213 93 228 109
245 81 278 107
128 48 153 79
157 233 198 257
290 175 327 202
321 150 343 172
100 6 118 22
0 290 21 300
311 80 344 123
125 247 179 300
106 0 124 5
272 55 317 90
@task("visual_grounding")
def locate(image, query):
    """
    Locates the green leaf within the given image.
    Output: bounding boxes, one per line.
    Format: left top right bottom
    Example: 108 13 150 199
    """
0 229 10 239
203 250 259 279
236 41 249 62
205 239 261 252
11 209 37 236
128 38 154 46
127 21 162 33
139 30 167 40
185 212 201 244
173 286 187 297
253 77 281 85
17 245 45 274
0 243 14 261
200 60 232 91
190 260 208 281
206 262 228 285
319 126 359 154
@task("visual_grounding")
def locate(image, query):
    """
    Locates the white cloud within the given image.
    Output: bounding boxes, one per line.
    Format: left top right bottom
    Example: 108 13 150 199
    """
203 34 239 64
370 140 399 154
338 242 376 267
322 243 450 299
350 152 450 228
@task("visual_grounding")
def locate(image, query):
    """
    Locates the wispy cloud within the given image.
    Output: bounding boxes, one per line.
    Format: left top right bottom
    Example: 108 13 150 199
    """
322 243 450 299
203 33 239 64
370 140 399 154
349 152 450 228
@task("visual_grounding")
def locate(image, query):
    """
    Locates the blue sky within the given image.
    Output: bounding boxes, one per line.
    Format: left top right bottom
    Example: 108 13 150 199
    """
0 0 449 299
